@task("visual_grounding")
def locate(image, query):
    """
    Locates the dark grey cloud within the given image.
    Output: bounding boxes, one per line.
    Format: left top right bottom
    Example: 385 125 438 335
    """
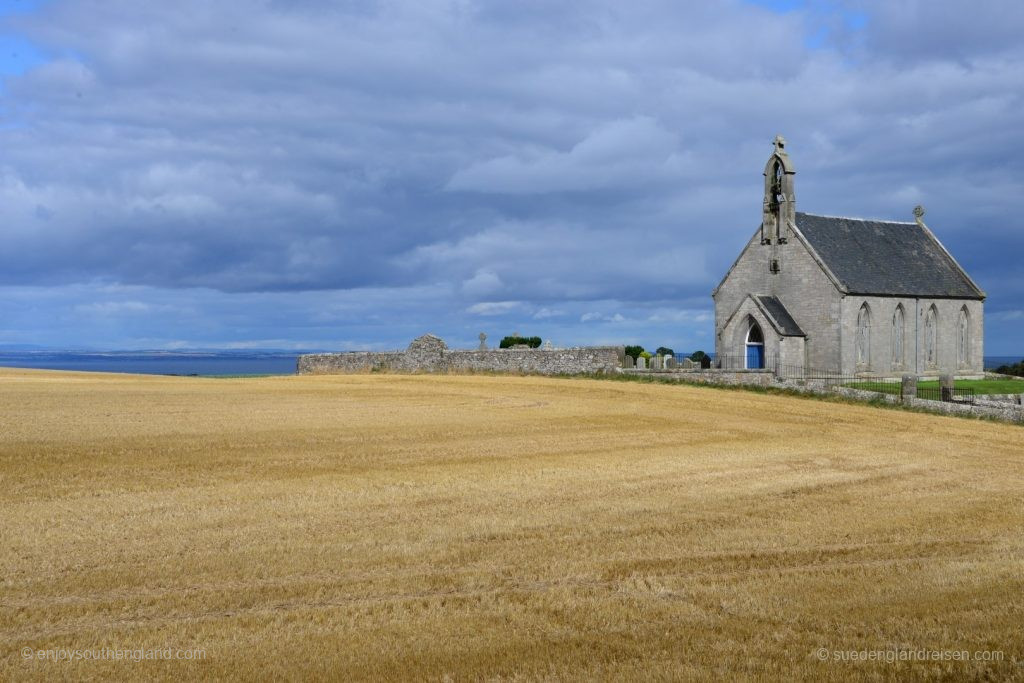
0 0 1022 351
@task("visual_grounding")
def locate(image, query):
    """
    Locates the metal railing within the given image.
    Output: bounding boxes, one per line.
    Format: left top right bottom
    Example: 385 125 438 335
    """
917 386 975 404
631 353 976 405
710 353 778 371
774 364 902 394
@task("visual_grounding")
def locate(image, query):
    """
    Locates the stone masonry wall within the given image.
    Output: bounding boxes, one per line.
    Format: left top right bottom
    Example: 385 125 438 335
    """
297 334 623 376
838 296 983 378
714 229 843 371
624 368 1023 424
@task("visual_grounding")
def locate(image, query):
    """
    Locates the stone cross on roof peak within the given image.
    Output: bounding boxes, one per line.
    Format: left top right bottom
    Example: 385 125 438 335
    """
773 134 786 152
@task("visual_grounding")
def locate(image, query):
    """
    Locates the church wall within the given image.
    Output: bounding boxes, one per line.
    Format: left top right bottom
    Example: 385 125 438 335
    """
770 232 842 371
838 296 983 377
713 228 842 372
778 336 805 370
713 232 765 362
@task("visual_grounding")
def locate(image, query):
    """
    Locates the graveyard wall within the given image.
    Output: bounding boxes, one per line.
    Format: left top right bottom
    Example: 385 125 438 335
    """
298 337 622 376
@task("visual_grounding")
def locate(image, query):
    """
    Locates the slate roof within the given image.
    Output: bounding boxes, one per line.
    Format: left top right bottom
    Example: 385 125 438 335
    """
755 295 804 336
794 212 984 299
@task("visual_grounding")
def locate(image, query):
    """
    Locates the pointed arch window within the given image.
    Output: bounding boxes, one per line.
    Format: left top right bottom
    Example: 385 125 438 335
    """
957 307 970 368
925 305 938 369
856 303 871 368
891 305 905 369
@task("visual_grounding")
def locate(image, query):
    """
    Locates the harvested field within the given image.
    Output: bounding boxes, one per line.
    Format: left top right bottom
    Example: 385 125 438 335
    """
1 368 1022 681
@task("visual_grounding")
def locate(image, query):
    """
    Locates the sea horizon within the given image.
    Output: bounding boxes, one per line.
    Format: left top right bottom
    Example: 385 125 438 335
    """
1 349 1022 377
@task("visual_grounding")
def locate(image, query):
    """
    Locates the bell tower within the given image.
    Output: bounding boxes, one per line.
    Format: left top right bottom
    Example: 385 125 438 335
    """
761 134 796 244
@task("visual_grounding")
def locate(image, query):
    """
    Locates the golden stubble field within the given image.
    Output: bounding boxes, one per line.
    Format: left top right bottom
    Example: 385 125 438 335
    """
1 368 1022 681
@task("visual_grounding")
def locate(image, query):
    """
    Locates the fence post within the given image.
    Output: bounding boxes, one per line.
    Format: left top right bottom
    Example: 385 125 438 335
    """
901 374 917 403
940 374 954 402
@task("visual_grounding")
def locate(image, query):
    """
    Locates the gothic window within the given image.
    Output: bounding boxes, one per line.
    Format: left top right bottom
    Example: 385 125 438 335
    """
856 303 871 368
891 305 905 369
925 305 938 368
747 320 764 344
957 307 970 367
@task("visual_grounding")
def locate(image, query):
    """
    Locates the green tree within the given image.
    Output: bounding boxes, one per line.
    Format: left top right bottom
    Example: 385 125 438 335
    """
624 345 645 360
655 346 674 357
500 335 542 349
995 360 1024 377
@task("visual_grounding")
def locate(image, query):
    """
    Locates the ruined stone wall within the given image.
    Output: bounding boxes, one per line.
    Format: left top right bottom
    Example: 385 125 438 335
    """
297 335 622 376
297 352 403 374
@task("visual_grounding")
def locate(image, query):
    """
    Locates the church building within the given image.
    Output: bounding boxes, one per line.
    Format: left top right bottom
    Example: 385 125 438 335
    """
712 136 985 377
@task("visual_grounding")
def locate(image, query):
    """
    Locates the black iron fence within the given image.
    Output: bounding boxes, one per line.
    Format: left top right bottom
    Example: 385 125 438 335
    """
635 355 976 404
917 385 975 404
710 354 778 371
778 368 902 394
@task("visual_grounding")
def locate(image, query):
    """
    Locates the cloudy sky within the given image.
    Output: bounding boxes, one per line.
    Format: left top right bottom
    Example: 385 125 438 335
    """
0 0 1021 353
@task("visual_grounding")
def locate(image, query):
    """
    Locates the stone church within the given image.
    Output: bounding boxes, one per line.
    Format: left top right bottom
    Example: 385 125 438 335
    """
712 136 985 377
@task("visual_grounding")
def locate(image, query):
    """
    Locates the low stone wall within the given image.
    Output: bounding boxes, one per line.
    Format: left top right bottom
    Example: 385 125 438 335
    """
298 334 622 376
975 393 1024 406
621 368 779 387
903 396 1024 422
298 351 404 374
623 368 1024 424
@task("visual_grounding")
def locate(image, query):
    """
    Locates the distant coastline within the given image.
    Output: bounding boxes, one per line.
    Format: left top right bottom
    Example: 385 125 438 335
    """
0 351 303 376
1 351 1022 377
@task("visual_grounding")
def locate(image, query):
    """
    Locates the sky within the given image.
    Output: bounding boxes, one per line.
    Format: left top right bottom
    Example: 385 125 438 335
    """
0 0 1021 353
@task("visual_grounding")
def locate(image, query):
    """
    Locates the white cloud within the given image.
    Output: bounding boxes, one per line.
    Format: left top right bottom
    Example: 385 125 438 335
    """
446 116 688 194
0 0 1020 350
532 307 565 319
461 269 504 296
581 311 625 323
466 301 522 316
74 301 154 316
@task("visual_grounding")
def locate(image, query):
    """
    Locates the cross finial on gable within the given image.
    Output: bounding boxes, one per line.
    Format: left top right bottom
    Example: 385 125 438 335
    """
773 134 786 152
913 205 926 227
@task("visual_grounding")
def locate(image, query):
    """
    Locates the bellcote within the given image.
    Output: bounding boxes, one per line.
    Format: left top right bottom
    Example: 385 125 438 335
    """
761 134 796 244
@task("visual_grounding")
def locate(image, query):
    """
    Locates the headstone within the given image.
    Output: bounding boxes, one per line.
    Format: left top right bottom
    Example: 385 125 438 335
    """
478 332 487 351
650 356 663 370
665 357 677 369
901 374 917 402
940 373 954 402
636 356 647 370
681 358 695 369
543 339 553 350
623 355 635 369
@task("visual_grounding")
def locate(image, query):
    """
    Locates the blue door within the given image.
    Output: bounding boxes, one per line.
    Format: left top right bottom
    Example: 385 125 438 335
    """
746 344 764 369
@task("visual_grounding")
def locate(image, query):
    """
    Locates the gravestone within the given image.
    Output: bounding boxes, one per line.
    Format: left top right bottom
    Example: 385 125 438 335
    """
681 358 695 369
478 332 487 351
623 355 635 369
650 356 663 370
636 356 647 370
543 339 553 350
665 356 677 369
